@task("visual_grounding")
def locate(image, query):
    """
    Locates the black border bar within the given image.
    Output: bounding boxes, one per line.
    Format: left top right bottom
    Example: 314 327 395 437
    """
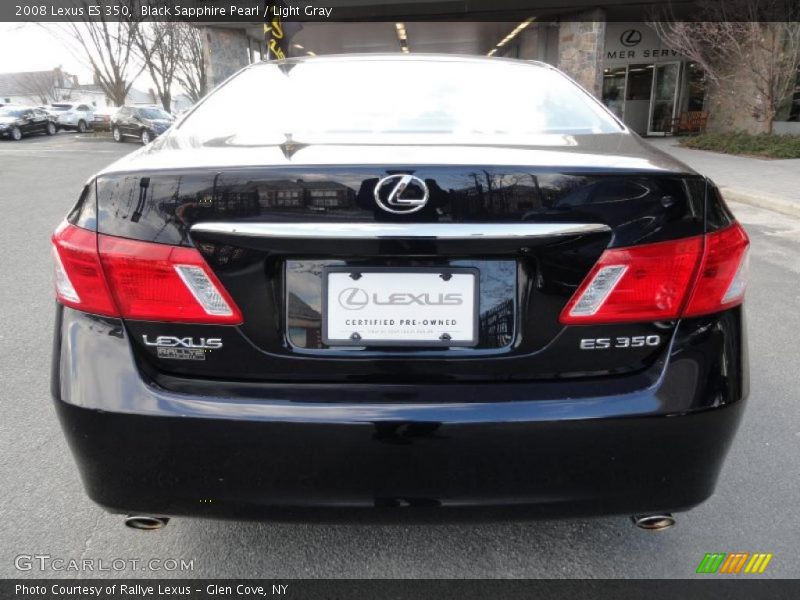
2 0 799 23
3 579 800 600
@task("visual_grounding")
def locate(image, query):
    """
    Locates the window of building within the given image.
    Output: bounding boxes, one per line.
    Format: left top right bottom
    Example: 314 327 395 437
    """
626 65 653 101
274 196 301 207
602 67 626 119
685 63 707 112
789 65 800 122
311 198 340 207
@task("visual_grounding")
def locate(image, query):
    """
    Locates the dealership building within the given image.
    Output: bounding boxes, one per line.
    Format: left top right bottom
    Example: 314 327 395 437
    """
199 1 800 136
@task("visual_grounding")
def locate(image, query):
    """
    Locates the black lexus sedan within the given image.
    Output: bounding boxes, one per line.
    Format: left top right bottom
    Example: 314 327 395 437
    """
0 106 58 140
111 105 175 145
51 55 749 530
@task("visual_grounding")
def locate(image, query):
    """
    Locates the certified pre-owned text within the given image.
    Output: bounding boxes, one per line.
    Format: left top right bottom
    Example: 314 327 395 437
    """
345 319 458 326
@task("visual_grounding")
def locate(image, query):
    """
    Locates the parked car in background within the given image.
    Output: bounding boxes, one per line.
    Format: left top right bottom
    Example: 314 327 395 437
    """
92 106 119 132
49 103 95 133
111 106 174 144
0 106 58 140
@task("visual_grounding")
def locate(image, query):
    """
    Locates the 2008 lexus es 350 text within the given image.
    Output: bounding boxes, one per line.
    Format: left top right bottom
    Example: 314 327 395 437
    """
51 55 749 530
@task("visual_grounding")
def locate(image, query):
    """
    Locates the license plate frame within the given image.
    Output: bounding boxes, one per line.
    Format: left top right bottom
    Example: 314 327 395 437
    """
321 266 479 347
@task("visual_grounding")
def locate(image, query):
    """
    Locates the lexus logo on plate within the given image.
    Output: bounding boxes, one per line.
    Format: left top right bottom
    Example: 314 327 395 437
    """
338 287 369 310
374 174 429 214
620 29 642 47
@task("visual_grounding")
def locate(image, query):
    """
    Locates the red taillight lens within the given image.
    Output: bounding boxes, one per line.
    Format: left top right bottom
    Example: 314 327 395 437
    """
98 235 242 324
52 222 118 316
560 223 749 325
561 236 703 324
684 223 750 317
52 223 242 324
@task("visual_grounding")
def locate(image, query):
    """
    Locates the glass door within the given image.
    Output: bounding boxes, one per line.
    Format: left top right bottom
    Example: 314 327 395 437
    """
624 64 654 134
648 62 681 135
602 67 627 121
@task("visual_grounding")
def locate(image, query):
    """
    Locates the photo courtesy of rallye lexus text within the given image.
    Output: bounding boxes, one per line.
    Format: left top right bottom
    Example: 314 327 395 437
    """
50 55 750 530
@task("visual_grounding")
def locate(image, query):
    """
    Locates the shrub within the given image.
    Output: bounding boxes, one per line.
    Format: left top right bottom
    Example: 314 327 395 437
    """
679 132 800 159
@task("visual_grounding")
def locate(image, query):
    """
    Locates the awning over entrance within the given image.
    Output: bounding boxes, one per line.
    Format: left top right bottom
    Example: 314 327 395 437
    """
283 22 518 56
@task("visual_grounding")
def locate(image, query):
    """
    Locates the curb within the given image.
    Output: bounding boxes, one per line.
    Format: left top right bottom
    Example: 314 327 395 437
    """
719 187 800 220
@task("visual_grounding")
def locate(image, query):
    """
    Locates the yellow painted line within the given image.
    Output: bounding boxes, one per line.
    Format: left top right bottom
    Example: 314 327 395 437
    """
747 554 765 573
758 554 773 573
744 554 757 573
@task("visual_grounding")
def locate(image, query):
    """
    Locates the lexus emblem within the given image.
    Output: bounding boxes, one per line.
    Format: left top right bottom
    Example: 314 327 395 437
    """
620 29 642 47
374 174 429 214
338 287 369 310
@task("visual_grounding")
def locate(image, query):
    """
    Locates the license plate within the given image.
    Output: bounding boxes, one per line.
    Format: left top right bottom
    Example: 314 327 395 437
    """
323 268 479 346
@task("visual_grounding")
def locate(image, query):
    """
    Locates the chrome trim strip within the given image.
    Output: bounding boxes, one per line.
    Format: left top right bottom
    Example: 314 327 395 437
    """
190 222 610 239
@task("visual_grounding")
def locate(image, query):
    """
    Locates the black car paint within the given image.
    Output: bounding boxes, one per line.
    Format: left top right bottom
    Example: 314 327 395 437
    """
54 158 747 517
0 107 57 139
93 167 707 247
53 304 747 518
52 56 747 519
82 166 714 383
111 107 173 142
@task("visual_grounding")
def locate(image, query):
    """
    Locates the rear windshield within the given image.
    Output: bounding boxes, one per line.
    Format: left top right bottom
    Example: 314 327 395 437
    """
51 104 73 111
139 107 172 120
177 58 622 145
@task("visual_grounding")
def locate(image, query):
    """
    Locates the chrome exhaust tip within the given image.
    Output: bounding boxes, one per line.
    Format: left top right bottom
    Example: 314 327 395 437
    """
632 513 675 531
124 515 169 530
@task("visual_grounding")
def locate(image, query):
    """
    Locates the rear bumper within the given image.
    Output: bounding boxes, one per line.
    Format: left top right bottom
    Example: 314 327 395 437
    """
52 307 748 520
55 399 744 520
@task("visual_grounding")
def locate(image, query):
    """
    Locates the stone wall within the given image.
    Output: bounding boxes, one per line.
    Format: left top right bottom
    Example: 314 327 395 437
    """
202 27 251 91
557 11 606 98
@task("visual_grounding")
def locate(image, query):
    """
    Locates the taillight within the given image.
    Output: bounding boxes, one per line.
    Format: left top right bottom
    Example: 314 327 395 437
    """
52 222 117 316
561 222 749 325
683 223 750 317
52 223 242 324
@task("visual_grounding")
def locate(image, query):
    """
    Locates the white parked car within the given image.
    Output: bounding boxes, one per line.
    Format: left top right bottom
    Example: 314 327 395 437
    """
50 103 94 133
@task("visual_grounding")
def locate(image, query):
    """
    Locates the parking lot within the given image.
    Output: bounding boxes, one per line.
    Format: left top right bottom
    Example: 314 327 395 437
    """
0 133 798 579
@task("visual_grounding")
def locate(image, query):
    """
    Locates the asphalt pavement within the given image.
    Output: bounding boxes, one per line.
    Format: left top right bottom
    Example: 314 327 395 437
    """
0 133 798 579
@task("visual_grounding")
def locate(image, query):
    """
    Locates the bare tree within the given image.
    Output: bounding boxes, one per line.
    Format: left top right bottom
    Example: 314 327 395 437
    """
17 70 61 104
650 1 800 134
174 24 208 103
46 1 142 107
132 21 181 110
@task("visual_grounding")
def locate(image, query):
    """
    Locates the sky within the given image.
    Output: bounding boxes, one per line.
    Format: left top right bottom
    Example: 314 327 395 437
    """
0 22 155 90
